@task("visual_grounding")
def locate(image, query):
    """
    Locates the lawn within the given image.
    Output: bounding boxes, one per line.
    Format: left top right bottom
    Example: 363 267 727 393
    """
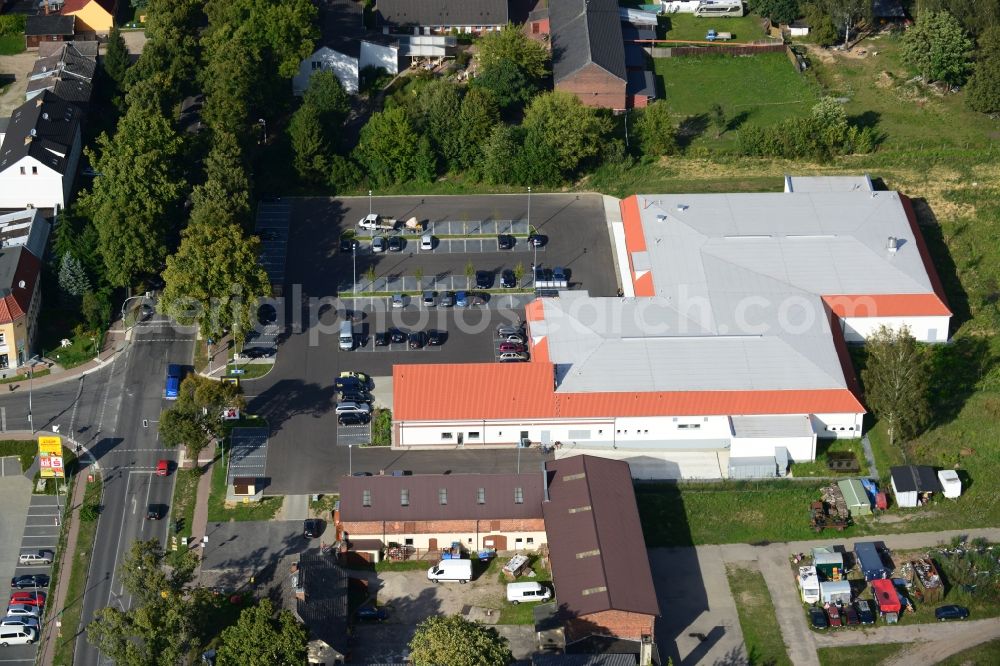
659 13 769 42
725 565 791 666
495 554 552 624
36 308 102 370
227 361 273 380
936 639 1000 666
0 439 38 471
207 444 282 522
170 468 201 540
0 34 24 55
816 643 906 666
790 438 865 478
654 52 822 150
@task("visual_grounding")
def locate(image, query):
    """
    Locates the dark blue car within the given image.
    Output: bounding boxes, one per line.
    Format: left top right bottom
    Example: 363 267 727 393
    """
164 364 184 399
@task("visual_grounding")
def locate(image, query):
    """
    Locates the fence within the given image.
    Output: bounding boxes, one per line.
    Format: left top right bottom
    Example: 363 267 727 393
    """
647 42 787 58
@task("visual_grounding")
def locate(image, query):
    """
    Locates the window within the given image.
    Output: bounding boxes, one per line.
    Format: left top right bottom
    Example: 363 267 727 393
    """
404 538 414 546
527 537 534 544
400 489 409 506
477 488 486 504
532 22 540 34
438 488 447 505
515 538 523 544
31 167 37 175
0 332 5 344
19 167 24 175
441 433 453 440
514 487 524 504
311 61 321 70
678 423 701 430
468 432 480 439
362 490 371 507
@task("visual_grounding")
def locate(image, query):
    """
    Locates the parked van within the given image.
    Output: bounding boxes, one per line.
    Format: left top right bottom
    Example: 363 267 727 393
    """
427 559 472 584
339 321 354 351
0 626 35 646
506 582 551 604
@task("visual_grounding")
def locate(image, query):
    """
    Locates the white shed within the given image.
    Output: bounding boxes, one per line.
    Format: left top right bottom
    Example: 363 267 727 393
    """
937 470 962 499
820 579 852 605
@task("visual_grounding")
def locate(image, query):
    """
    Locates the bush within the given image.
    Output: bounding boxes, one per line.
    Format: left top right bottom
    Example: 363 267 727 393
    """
80 503 100 522
0 15 26 37
735 98 877 159
371 409 392 446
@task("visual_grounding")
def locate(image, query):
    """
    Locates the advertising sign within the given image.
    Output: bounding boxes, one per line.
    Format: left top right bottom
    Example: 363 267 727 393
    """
38 436 64 479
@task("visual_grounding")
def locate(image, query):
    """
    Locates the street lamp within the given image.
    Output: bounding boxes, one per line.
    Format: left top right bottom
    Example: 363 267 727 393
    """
352 243 357 296
368 189 373 216
120 292 151 336
26 354 40 434
258 118 267 144
348 444 353 476
528 187 536 289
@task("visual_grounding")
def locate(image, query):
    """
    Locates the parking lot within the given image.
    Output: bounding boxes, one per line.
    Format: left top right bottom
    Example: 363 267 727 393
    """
244 194 614 494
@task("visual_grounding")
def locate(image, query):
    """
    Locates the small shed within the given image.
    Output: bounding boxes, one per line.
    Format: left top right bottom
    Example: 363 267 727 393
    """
937 470 962 499
890 465 942 508
811 547 845 580
838 479 872 516
820 579 852 605
787 20 810 37
871 579 901 618
798 565 820 603
855 541 891 581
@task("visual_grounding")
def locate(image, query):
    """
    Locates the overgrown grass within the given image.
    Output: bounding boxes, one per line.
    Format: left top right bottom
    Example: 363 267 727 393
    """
226 361 273 380
0 439 38 471
659 13 769 42
816 644 906 666
726 565 791 666
51 476 102 666
790 439 864 477
170 468 201 540
935 639 1000 666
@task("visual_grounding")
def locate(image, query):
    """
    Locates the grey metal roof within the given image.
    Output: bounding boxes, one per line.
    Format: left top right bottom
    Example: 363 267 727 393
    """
376 0 508 27
728 456 779 478
890 465 942 493
731 415 813 438
0 208 47 259
25 15 75 37
29 44 96 84
0 91 81 176
784 174 873 193
626 69 655 98
550 0 627 84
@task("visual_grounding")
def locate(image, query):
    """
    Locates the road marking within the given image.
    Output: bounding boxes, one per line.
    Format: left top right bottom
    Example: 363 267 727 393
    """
109 472 134 602
68 376 84 443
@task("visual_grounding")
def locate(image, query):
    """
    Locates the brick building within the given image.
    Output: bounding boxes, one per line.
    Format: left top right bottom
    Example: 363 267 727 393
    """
338 472 546 559
543 456 659 652
550 0 627 109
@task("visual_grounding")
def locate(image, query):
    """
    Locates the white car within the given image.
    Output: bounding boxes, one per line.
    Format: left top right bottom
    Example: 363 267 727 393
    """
335 402 372 415
17 552 52 566
0 626 36 646
391 294 405 309
4 605 39 618
372 236 386 253
420 234 434 251
499 334 525 344
498 352 528 362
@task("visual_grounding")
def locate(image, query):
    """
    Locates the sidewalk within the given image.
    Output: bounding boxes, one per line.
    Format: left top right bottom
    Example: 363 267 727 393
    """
190 441 217 579
4 326 124 393
37 461 94 666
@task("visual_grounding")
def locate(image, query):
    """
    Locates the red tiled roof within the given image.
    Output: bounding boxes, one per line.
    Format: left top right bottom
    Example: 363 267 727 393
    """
392 362 864 422
61 0 116 14
0 249 39 324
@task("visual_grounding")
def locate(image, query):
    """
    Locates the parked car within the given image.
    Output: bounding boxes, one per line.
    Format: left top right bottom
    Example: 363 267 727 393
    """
501 270 516 288
455 291 468 308
0 626 36 645
497 234 515 250
391 294 405 308
935 605 970 621
387 236 404 252
0 616 38 630
10 576 48 590
809 607 828 629
498 352 528 362
855 599 876 624
826 605 842 627
303 519 322 539
164 363 184 400
422 291 436 307
340 237 360 253
420 234 434 250
356 605 389 622
371 236 386 253
17 552 52 566
374 331 389 347
389 328 407 344
408 331 426 349
440 291 455 307
844 606 860 626
499 342 525 353
427 330 446 346
340 391 373 404
340 371 369 383
475 271 494 289
552 266 567 282
156 459 169 477
8 593 43 609
496 324 523 337
499 334 525 344
4 605 39 618
335 402 371 415
335 377 364 393
528 234 548 247
242 347 274 359
338 412 371 426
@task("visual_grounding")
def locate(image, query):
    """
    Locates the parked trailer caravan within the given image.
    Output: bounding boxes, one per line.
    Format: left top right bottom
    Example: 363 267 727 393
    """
694 0 744 17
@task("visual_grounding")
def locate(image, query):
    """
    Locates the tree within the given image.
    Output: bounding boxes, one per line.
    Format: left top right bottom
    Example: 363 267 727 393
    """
918 0 1000 37
81 290 110 332
475 23 548 80
216 599 308 666
860 325 931 449
802 3 838 47
59 252 91 301
817 0 871 46
409 615 512 666
161 222 271 341
966 26 1000 112
354 106 419 186
82 104 187 288
414 266 424 289
513 262 525 286
810 97 849 148
902 10 974 85
414 135 437 183
457 88 500 171
710 103 727 139
522 92 612 179
749 0 801 24
104 25 131 90
464 261 475 289
472 58 537 112
191 131 253 230
159 374 246 457
412 79 463 169
635 101 677 156
125 0 203 104
303 69 350 127
480 124 521 185
289 102 329 183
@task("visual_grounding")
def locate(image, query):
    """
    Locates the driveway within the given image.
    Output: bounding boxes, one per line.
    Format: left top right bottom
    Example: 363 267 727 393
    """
0 50 37 116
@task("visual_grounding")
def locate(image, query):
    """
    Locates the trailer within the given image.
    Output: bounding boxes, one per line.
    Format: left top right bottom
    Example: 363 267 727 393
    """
705 29 733 41
798 566 819 603
854 541 891 581
871 579 902 622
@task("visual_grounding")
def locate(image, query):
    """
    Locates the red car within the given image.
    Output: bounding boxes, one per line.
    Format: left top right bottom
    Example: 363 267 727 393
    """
826 605 842 627
156 459 169 476
499 342 525 353
9 591 45 608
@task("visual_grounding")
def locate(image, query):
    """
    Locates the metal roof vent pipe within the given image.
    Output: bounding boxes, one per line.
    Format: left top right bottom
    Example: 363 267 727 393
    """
676 203 688 212
887 236 898 254
542 462 550 503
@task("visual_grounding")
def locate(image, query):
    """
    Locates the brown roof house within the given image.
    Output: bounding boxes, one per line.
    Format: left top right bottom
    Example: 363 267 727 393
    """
542 456 659 659
338 472 547 561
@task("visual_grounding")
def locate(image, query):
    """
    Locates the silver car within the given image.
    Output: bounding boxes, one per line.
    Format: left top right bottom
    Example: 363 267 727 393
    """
0 616 39 630
372 236 386 253
17 552 52 566
4 605 39 618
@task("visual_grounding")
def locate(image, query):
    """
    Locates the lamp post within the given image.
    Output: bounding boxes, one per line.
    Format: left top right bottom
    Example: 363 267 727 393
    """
368 189 373 216
352 243 357 296
258 118 267 144
528 187 536 289
26 354 40 434
348 444 353 476
120 292 151 336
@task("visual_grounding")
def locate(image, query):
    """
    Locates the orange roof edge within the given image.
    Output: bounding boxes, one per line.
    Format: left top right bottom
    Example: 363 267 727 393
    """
822 293 951 318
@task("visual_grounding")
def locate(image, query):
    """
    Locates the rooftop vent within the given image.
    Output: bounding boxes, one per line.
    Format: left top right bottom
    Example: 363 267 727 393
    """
676 204 688 212
656 214 667 223
18 280 25 289
41 112 49 121
887 236 898 253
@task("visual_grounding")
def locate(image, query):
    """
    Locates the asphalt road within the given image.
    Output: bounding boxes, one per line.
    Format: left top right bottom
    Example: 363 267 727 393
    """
245 194 611 494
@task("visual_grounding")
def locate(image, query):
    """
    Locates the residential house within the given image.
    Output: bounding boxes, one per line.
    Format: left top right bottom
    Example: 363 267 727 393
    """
0 92 83 211
338 472 547 559
24 15 75 49
297 552 348 666
543 456 659 657
376 0 508 34
26 43 96 107
61 0 117 35
0 246 42 373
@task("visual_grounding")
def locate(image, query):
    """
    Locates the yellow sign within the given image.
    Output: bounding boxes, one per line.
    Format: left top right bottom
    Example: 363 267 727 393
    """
38 436 64 479
38 436 62 456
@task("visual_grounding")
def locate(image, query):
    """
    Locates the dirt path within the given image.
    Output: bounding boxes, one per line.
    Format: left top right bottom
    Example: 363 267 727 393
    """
883 620 1000 665
0 51 38 116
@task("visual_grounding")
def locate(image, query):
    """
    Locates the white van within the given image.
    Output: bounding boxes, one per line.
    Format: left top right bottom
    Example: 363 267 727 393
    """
427 559 472 583
506 582 551 604
0 626 36 646
339 321 354 351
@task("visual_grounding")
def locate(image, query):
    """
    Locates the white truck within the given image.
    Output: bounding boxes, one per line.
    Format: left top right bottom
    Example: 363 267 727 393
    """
359 213 397 232
427 559 472 583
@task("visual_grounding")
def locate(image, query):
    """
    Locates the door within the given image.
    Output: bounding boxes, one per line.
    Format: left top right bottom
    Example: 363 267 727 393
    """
492 535 507 550
428 538 438 551
457 433 463 446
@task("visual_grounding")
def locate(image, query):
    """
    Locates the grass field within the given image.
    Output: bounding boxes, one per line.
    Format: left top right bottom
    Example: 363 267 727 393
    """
170 468 201 540
0 439 37 471
790 438 865 478
936 639 1000 665
654 52 822 150
816 643 906 666
726 565 791 666
659 13 769 42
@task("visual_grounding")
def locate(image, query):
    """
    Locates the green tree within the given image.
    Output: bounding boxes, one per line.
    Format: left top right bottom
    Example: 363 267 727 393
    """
817 0 871 46
635 100 677 156
513 262 525 286
125 0 203 104
918 0 1000 37
522 92 612 179
749 0 801 24
104 25 131 90
802 3 838 46
710 103 727 139
409 615 513 666
480 124 521 185
476 23 548 80
303 69 350 127
82 105 187 288
161 222 270 341
216 599 307 666
159 406 210 454
81 290 110 331
328 153 360 193
414 135 437 183
59 252 91 300
289 102 330 183
354 106 419 186
411 79 463 169
191 131 253 230
860 325 931 449
810 97 849 148
472 58 537 111
457 88 500 171
159 374 246 457
902 10 974 84
966 26 1000 112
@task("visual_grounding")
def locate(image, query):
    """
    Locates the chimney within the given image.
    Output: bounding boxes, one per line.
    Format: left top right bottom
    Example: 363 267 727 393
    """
887 236 898 254
639 634 654 666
